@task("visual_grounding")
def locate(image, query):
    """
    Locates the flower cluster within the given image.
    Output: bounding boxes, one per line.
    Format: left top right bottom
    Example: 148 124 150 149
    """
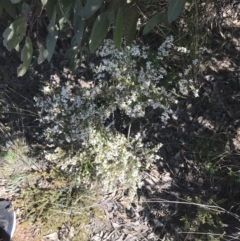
90 37 199 124
91 37 177 121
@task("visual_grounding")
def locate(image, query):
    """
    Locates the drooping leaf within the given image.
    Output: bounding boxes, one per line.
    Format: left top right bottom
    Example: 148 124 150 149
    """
114 7 123 48
168 0 187 23
47 7 57 37
89 12 109 53
17 37 33 77
143 13 162 35
124 6 138 45
44 0 56 20
72 0 84 46
79 0 103 20
73 0 83 27
46 32 58 62
46 8 58 61
37 42 48 64
1 0 17 18
3 18 27 51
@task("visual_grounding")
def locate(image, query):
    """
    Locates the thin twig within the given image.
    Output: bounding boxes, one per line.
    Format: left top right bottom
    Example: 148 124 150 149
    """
127 123 132 139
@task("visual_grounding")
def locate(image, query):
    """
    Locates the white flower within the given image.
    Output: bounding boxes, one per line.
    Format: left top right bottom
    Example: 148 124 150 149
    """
193 59 198 65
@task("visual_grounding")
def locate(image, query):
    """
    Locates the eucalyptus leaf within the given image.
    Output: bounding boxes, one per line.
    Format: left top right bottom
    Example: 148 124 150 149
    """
45 0 56 20
37 42 48 64
125 6 138 45
56 0 73 23
46 7 58 61
79 0 103 20
2 28 12 50
3 18 27 51
73 0 83 27
89 12 109 53
17 37 33 77
143 13 162 35
46 32 58 62
168 0 187 23
47 7 57 37
114 8 123 49
73 0 84 46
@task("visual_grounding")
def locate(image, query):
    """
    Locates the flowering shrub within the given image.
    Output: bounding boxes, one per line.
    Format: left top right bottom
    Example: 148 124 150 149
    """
45 129 161 201
34 84 161 201
91 37 178 124
34 36 199 201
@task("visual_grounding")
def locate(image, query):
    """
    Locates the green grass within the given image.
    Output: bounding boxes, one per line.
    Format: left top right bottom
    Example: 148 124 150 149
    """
0 151 15 161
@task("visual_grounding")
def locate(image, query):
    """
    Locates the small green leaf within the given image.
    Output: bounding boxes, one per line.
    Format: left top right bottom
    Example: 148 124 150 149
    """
79 0 103 20
89 12 109 53
143 13 162 35
10 0 21 4
17 37 33 77
114 8 123 48
168 0 187 23
37 42 48 64
3 18 27 51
